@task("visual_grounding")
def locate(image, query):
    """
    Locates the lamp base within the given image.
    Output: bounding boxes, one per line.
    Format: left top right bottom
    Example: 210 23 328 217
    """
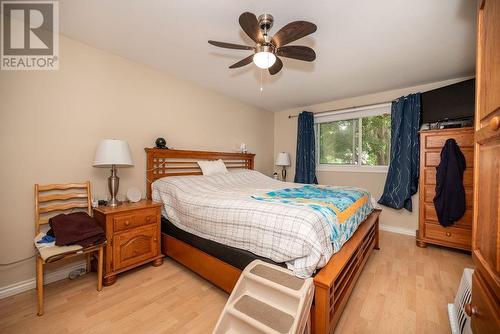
107 197 121 207
107 165 121 207
281 166 287 181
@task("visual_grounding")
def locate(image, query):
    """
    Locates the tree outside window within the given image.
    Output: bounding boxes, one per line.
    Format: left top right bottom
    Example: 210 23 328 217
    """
317 113 391 167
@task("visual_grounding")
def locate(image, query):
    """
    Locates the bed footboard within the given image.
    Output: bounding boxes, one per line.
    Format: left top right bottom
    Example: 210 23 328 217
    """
312 209 381 334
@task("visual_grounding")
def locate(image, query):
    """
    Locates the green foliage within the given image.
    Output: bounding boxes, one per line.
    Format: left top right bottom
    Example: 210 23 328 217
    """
319 119 358 164
361 114 391 165
318 114 391 166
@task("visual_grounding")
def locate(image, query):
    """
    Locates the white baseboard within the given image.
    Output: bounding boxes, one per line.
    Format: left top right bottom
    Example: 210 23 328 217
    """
0 260 86 300
379 224 415 236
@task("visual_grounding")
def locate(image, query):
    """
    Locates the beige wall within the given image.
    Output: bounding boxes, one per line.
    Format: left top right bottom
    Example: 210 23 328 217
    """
0 36 274 288
0 32 474 290
274 76 473 233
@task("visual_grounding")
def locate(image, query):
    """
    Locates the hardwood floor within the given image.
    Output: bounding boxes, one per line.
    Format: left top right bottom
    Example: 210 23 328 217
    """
335 231 472 333
0 231 472 334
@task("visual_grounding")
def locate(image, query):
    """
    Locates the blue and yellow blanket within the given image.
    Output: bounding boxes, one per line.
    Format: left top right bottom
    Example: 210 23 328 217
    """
253 185 373 252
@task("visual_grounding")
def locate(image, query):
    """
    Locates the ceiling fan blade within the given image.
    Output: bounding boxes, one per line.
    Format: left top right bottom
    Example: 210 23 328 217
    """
271 21 317 47
239 12 263 43
229 54 254 69
277 46 316 62
268 57 283 75
208 40 254 50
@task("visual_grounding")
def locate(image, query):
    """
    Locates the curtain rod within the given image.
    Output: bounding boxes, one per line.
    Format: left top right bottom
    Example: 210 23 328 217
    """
288 76 475 119
287 100 393 119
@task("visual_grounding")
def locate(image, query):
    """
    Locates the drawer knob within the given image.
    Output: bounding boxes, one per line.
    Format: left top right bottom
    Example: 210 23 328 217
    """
446 232 451 237
125 221 130 226
464 303 477 317
153 237 157 242
489 116 500 131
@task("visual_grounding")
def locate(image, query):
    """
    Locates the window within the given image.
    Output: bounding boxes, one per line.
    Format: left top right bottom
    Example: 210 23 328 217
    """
318 119 359 165
315 104 391 172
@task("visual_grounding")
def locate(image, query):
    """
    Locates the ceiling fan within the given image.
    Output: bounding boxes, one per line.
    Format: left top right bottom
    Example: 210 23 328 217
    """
208 12 317 75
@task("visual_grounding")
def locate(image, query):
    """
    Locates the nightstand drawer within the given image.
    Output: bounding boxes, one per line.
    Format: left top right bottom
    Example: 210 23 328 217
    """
113 224 159 270
424 223 471 247
113 208 158 232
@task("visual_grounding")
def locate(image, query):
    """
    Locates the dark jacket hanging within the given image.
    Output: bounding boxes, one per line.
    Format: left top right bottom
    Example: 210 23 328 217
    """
294 111 318 184
433 138 466 227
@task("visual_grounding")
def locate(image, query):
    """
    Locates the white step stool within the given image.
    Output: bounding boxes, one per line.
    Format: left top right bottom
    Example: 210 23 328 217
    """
213 260 315 334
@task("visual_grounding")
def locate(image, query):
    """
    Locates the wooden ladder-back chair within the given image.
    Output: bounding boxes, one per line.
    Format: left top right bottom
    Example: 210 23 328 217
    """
34 181 104 316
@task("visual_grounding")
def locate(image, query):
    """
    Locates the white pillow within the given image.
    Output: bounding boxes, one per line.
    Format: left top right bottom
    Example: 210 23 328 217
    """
197 159 228 176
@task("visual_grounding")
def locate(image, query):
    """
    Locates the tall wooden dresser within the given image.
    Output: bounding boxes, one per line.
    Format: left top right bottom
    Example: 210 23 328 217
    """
416 127 474 251
467 1 500 332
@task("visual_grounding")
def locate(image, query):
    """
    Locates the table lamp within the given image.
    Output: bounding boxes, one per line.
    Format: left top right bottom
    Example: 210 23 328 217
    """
275 152 291 181
93 139 134 207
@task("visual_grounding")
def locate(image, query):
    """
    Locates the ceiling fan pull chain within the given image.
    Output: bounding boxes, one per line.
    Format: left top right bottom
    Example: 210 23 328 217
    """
260 69 263 92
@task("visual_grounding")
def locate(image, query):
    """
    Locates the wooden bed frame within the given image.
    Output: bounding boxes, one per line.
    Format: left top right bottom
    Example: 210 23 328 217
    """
145 148 380 334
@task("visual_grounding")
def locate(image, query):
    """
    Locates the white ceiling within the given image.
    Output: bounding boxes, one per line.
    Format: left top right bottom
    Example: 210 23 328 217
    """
59 0 476 111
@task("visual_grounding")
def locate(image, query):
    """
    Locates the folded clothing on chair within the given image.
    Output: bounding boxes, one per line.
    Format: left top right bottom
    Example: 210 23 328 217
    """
49 212 105 247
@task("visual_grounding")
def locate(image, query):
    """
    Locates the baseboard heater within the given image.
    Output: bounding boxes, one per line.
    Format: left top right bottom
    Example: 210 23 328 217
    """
448 268 473 334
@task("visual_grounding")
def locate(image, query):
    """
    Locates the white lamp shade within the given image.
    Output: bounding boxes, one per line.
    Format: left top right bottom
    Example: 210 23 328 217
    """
275 152 291 166
93 139 134 167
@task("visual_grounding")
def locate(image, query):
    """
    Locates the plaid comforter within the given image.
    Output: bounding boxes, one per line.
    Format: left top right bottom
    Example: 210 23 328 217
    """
152 170 373 277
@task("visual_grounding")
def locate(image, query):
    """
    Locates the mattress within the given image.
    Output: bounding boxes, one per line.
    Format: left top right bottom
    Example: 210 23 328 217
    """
152 169 373 277
161 217 285 270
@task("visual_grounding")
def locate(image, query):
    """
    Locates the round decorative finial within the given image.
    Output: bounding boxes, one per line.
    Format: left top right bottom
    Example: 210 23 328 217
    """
155 137 167 149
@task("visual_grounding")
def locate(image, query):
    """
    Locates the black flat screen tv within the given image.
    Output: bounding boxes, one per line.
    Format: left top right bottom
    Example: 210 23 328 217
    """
421 79 475 124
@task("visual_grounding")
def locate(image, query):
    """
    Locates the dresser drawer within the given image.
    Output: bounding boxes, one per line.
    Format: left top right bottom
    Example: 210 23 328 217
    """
113 208 158 232
113 224 159 271
471 272 500 333
424 223 471 247
424 186 473 208
424 131 474 149
423 204 472 228
423 167 473 186
424 149 474 168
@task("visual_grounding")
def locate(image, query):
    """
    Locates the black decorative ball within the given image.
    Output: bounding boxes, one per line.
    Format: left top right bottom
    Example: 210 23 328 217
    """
155 137 167 149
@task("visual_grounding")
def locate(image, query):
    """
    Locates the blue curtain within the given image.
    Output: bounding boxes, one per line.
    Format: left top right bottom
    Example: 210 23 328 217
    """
294 111 318 184
378 93 421 211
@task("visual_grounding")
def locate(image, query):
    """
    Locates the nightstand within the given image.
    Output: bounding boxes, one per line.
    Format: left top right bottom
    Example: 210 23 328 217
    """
93 200 163 286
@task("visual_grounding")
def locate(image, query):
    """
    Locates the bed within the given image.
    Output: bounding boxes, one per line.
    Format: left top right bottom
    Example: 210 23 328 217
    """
145 148 381 334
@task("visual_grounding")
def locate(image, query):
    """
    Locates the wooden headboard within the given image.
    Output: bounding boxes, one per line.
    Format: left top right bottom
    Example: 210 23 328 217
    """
145 148 255 199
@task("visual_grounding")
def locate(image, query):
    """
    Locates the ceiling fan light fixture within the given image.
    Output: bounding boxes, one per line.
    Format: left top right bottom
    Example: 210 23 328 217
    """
208 12 317 75
253 51 276 69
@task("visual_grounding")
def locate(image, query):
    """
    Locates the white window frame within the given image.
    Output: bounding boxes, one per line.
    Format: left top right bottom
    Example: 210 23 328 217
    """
315 103 391 173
